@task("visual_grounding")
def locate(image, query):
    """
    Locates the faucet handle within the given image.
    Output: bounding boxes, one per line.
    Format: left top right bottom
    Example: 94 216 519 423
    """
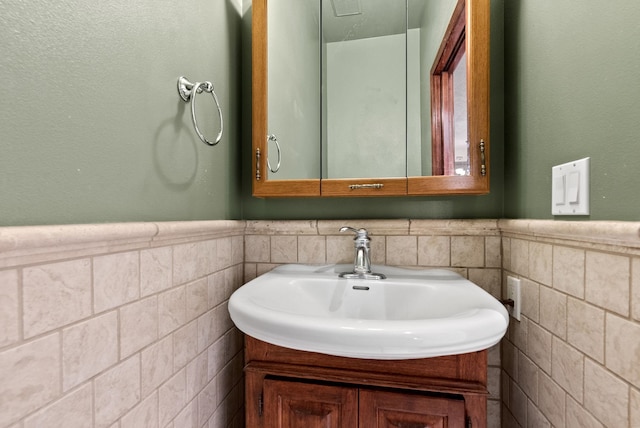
339 226 369 239
339 226 358 234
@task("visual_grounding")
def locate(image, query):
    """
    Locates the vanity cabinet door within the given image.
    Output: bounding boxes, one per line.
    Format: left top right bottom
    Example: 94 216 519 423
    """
359 389 466 428
263 379 358 428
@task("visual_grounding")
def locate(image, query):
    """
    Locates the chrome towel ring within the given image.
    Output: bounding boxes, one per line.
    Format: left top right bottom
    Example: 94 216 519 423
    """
267 134 281 173
177 76 224 146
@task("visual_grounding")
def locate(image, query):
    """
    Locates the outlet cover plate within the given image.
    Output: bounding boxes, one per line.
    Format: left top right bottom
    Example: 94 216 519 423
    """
507 276 521 321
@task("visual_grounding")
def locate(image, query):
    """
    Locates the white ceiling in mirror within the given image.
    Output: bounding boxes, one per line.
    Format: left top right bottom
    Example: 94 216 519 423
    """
323 0 426 43
330 0 362 16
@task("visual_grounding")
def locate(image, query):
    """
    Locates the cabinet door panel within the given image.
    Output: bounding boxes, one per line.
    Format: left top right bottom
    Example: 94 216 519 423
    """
263 379 358 428
360 389 466 428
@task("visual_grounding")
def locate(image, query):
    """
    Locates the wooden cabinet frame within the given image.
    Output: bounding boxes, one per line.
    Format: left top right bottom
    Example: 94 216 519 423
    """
244 336 489 428
252 0 490 198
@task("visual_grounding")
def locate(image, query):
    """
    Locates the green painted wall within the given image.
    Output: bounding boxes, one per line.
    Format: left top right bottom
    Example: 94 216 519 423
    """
3 0 510 226
241 0 506 220
5 0 635 226
504 0 640 220
1 0 243 226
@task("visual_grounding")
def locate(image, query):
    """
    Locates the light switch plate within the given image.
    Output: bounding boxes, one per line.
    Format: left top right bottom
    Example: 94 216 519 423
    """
552 157 590 215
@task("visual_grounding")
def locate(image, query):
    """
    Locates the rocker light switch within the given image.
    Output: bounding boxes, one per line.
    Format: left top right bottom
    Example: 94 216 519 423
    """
554 175 566 205
552 158 590 216
567 171 580 203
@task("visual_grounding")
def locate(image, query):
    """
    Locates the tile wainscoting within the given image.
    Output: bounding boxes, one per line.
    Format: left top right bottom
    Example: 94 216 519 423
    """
0 221 246 428
1 219 638 427
499 220 640 428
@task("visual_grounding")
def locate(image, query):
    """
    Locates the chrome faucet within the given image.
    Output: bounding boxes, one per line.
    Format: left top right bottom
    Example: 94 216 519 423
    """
338 227 386 280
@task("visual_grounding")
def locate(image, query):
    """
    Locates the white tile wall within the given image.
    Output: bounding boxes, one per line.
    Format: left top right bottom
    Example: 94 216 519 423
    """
2 218 638 428
23 258 92 338
0 221 245 428
0 269 19 347
500 219 640 428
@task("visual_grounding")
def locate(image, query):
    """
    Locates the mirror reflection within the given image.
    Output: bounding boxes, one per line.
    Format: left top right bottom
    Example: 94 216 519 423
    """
265 0 474 181
322 0 407 179
267 0 321 180
452 53 469 175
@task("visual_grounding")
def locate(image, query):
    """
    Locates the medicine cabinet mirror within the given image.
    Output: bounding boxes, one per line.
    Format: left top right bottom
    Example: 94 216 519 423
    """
252 0 490 197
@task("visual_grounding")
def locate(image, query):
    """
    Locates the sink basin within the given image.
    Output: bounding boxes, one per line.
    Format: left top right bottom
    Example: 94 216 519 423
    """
228 264 509 360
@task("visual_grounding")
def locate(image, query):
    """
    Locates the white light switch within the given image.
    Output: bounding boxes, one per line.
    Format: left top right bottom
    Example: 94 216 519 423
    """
567 171 580 203
554 175 566 205
551 158 590 216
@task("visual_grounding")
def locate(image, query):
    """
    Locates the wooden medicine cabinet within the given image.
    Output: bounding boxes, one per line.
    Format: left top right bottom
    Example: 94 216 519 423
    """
252 0 490 197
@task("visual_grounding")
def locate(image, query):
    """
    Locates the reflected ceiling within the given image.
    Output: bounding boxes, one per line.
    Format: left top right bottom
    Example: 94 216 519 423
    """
323 0 426 42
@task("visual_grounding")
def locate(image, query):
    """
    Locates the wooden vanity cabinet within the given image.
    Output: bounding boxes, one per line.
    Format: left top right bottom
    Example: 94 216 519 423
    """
244 336 488 428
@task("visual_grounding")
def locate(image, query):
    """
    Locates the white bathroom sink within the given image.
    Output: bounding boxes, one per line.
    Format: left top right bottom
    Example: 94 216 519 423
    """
228 264 509 360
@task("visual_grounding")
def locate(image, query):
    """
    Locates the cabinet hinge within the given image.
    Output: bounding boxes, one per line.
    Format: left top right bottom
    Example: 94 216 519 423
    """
258 392 263 417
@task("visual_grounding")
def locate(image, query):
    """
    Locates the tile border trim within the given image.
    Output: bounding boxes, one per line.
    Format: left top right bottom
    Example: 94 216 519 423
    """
0 220 246 268
499 219 640 252
2 219 638 269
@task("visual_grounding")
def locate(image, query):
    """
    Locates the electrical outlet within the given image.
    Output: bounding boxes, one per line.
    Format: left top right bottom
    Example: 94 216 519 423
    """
507 276 521 321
